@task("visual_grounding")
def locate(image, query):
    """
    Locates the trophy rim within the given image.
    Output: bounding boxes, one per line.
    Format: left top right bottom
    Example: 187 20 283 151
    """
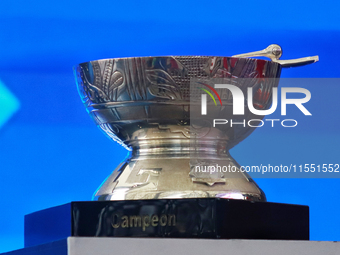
75 55 272 67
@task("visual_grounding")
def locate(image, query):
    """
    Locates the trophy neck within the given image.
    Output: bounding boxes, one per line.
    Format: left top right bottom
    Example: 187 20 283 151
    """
128 139 229 159
94 127 266 202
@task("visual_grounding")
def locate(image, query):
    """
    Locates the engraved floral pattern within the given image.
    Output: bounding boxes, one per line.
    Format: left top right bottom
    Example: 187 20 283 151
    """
146 69 182 100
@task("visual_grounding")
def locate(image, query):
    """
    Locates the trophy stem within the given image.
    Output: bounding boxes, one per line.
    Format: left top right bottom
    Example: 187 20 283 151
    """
93 136 266 202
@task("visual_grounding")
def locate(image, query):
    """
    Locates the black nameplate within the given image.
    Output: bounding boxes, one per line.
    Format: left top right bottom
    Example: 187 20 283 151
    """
24 198 309 247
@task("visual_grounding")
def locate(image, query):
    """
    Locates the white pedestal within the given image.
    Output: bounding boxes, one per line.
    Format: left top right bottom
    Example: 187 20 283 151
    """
3 237 340 255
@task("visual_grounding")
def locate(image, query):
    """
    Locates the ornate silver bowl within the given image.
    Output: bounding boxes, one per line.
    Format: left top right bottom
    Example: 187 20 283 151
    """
74 45 318 201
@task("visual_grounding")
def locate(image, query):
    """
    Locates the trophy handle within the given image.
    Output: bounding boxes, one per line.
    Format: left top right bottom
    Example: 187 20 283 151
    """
232 44 319 68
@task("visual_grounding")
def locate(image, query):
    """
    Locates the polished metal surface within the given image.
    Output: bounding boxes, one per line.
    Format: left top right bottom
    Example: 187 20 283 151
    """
233 44 319 67
74 44 318 202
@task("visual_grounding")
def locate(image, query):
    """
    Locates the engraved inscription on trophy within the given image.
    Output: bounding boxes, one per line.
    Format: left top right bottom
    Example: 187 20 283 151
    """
111 213 176 231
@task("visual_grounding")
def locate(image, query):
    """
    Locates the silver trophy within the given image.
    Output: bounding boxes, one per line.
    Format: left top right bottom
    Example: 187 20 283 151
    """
74 44 318 202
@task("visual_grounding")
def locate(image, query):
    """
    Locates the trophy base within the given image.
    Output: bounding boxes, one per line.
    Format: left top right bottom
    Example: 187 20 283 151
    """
94 156 266 202
24 198 309 247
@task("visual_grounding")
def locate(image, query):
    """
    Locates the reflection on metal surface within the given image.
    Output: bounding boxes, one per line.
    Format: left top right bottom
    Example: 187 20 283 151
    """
74 46 318 202
233 44 319 67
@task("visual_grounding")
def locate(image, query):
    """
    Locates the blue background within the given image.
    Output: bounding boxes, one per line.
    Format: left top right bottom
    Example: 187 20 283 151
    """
0 0 339 252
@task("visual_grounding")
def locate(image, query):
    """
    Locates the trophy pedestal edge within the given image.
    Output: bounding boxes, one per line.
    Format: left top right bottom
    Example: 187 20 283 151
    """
2 238 340 255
